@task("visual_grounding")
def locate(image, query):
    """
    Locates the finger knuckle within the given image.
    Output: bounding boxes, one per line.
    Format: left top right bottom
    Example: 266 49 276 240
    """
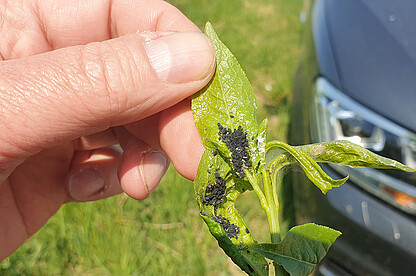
79 40 140 115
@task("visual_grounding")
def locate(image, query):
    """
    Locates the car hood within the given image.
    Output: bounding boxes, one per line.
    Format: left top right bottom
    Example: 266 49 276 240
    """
322 0 416 133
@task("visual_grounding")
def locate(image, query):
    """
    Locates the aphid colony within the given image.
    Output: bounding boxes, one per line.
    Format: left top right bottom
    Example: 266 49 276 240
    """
200 122 254 240
201 170 227 208
217 123 252 178
210 214 240 239
201 169 240 239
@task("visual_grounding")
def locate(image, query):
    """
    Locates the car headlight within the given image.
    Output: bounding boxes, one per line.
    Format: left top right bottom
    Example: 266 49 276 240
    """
311 78 416 214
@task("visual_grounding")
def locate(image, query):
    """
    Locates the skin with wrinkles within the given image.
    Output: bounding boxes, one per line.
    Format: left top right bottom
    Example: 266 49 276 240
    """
0 0 212 261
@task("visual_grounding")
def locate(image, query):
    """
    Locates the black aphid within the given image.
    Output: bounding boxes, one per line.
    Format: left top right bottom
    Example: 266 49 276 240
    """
207 169 211 174
230 115 234 118
201 171 227 209
245 228 250 234
211 214 240 239
217 123 252 178
212 150 218 156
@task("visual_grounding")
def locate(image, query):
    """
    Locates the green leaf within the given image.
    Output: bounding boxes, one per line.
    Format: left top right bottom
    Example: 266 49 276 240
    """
267 140 414 172
266 141 348 194
266 140 414 194
298 140 415 172
191 22 269 275
194 150 268 276
252 223 341 276
192 22 264 173
201 215 257 275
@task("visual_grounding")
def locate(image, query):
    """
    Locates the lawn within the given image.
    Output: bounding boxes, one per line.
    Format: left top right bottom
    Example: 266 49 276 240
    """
0 0 304 275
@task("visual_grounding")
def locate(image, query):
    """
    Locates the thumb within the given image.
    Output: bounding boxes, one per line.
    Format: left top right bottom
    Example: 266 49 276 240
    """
0 32 215 160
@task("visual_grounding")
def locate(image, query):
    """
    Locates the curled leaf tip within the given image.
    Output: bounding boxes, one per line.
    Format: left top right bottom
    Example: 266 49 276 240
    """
322 175 349 194
334 175 349 187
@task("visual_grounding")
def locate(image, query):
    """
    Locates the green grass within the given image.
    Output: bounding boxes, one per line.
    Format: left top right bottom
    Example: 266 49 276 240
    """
1 0 303 275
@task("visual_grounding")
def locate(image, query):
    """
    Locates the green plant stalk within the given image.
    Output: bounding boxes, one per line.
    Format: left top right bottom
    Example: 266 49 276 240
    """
245 169 269 215
268 152 291 212
262 168 279 243
246 169 289 275
247 167 288 275
246 167 288 276
262 167 289 276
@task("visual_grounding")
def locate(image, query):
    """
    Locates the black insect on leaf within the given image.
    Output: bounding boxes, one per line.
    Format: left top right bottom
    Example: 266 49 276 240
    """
192 23 266 176
218 123 252 178
194 150 268 276
200 170 227 212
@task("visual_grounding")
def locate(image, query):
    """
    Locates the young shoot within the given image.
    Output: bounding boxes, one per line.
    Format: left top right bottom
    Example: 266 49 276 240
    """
191 22 415 276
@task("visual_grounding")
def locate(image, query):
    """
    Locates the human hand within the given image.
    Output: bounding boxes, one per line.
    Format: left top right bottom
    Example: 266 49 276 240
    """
0 0 214 260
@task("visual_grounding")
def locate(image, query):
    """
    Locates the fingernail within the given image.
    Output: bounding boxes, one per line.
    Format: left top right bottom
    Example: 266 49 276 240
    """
68 169 106 201
144 32 216 83
139 151 169 196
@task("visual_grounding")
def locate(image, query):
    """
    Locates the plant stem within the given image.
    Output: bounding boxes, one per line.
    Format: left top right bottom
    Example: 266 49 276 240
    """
245 169 269 215
262 168 280 244
263 168 290 276
247 167 289 275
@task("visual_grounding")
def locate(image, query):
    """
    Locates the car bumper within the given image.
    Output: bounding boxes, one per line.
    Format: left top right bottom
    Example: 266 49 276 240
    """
293 164 416 275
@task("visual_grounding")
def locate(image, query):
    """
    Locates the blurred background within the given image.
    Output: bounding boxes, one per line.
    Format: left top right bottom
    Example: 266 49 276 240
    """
0 0 303 275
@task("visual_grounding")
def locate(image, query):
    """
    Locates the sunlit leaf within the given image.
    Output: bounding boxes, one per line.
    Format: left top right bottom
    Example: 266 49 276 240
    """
192 22 264 174
266 141 348 194
252 223 341 276
192 23 269 275
194 150 268 276
299 140 414 172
